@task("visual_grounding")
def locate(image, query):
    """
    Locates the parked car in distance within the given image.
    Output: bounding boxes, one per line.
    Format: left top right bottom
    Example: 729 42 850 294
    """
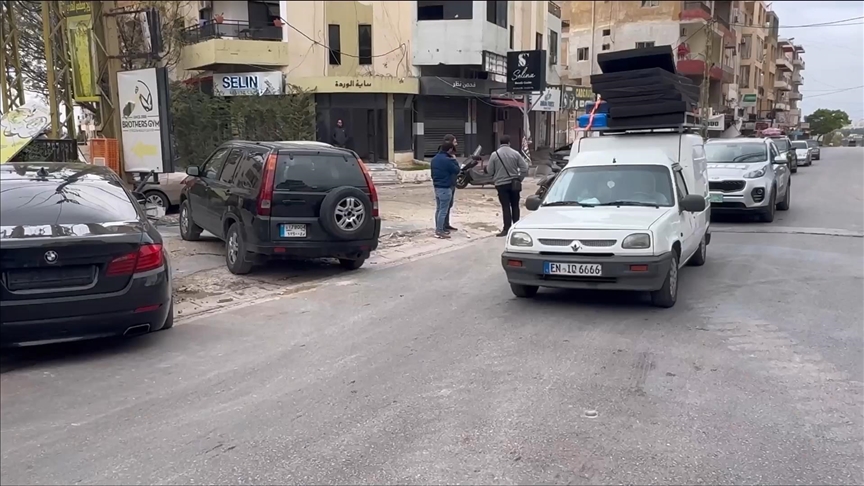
179 141 381 275
139 171 188 209
766 136 798 173
805 139 820 160
0 162 174 347
704 138 791 222
791 141 812 167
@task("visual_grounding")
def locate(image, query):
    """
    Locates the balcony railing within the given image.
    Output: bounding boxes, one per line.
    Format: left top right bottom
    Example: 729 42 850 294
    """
548 1 561 19
181 20 283 45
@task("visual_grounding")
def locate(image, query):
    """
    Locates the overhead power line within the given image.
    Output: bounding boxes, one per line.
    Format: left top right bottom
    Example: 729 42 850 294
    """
803 85 864 99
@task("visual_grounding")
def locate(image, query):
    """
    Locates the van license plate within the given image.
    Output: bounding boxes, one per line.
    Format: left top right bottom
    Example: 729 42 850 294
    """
544 262 603 276
280 224 307 238
709 193 724 203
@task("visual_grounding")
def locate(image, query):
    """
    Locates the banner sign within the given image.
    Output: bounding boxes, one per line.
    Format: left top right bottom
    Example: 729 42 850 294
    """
117 68 174 173
0 101 51 164
506 50 547 93
64 1 99 103
213 72 284 96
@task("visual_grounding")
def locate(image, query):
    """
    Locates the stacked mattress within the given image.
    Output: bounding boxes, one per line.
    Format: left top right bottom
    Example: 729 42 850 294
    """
589 46 700 130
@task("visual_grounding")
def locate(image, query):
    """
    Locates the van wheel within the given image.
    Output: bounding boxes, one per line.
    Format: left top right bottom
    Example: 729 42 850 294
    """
688 236 707 267
179 201 202 241
510 283 539 298
777 183 791 211
225 223 254 275
650 253 678 308
339 257 366 270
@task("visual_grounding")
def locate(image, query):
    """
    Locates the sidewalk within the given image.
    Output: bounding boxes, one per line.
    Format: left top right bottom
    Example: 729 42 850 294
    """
159 179 539 320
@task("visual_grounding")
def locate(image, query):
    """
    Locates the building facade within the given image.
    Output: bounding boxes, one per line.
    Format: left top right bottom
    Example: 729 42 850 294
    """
565 0 737 134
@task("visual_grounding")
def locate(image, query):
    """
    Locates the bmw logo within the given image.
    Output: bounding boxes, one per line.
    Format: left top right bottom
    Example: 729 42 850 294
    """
44 251 58 264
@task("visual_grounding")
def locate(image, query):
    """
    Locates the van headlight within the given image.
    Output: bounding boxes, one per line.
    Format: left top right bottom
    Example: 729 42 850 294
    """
622 233 651 249
509 231 533 247
743 166 767 179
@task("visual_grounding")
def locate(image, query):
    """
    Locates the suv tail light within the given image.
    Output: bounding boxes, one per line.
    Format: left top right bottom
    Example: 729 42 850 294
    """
358 159 379 217
106 244 164 276
257 152 278 216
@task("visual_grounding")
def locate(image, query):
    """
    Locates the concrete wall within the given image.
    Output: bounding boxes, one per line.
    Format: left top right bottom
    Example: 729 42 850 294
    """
283 1 415 78
567 21 679 82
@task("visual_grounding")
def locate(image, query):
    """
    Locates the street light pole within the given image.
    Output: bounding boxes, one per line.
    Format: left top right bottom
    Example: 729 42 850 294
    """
700 19 716 139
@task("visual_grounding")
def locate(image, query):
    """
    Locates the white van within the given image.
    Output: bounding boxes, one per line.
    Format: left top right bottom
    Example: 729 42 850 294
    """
500 132 710 308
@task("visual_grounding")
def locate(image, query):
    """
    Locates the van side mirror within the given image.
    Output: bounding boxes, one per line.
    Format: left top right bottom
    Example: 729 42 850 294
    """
681 194 706 212
525 195 542 211
186 166 200 177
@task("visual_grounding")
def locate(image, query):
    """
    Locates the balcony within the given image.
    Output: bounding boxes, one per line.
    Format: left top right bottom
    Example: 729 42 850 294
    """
776 56 793 72
789 91 802 100
774 102 789 111
180 20 289 71
774 78 791 91
680 1 711 21
793 58 805 69
792 73 803 85
548 1 561 18
677 59 734 83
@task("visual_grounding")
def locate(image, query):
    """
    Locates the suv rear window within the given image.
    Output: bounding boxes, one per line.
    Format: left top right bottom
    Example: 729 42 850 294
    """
806 140 819 147
772 138 791 152
275 153 366 191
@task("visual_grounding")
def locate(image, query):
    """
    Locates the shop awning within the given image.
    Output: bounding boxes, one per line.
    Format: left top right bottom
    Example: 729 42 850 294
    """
491 99 524 109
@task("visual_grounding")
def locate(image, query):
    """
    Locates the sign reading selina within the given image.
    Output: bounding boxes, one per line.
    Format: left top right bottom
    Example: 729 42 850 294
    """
506 50 547 93
117 67 174 173
213 72 283 97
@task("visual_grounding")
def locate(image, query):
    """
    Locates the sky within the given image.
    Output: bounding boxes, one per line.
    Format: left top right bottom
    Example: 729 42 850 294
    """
770 1 864 122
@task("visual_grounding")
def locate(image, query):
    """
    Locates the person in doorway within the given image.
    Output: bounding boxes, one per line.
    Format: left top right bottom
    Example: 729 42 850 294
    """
485 134 529 237
331 119 348 148
431 140 460 239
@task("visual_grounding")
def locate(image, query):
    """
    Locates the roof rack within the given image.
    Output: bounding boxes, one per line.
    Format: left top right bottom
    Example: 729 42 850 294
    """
596 112 703 136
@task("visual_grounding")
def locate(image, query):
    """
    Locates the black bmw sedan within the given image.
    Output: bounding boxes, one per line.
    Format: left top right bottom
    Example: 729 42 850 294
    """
0 162 173 347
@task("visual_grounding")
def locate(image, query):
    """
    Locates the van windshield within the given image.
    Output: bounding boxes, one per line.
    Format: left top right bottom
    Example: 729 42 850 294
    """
543 165 674 208
705 142 767 163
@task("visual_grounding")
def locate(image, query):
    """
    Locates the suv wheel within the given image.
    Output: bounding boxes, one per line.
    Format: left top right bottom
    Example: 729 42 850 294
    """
179 201 202 241
225 223 254 275
320 186 373 240
791 159 798 173
760 190 776 222
339 257 366 270
777 182 791 211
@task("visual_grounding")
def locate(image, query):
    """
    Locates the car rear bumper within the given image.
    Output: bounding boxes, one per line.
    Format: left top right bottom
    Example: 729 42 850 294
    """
0 268 172 347
501 251 672 292
248 218 381 259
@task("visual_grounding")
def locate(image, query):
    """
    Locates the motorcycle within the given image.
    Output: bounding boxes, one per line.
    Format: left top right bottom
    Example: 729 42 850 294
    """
535 165 562 199
455 145 494 189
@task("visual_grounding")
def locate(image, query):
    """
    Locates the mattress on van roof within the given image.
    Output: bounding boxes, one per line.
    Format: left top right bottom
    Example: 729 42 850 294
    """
609 101 696 118
594 85 701 104
590 67 688 85
596 46 677 74
606 112 693 130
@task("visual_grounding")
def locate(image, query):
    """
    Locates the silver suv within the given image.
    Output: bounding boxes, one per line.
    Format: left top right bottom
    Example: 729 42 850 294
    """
704 138 791 222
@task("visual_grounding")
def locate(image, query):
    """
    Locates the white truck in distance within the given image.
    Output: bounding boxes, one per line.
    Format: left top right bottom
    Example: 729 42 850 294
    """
500 132 711 308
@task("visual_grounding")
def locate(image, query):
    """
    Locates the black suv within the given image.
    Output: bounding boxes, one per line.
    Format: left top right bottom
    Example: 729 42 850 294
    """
179 141 381 274
767 136 798 173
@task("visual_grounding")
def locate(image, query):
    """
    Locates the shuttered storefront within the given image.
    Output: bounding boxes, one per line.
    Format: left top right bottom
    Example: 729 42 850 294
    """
422 97 468 157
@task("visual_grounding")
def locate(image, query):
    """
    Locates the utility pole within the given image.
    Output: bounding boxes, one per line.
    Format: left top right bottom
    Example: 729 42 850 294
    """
90 0 124 175
699 20 716 139
0 0 26 112
41 1 60 137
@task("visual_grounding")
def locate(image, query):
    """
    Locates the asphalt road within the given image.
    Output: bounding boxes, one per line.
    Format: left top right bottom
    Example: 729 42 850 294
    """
2 148 862 485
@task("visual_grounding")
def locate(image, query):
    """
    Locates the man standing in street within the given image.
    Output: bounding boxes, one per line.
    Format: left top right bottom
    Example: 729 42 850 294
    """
431 140 460 239
485 134 529 237
442 134 459 233
331 119 348 148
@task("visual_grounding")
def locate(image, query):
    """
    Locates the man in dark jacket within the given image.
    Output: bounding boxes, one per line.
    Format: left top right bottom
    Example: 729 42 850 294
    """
430 141 460 239
331 119 348 148
441 134 459 232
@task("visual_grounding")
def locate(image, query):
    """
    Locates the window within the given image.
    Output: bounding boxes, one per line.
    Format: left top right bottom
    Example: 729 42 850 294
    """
358 24 372 65
577 47 589 61
740 34 752 59
641 0 659 6
202 147 230 179
601 43 610 51
417 1 473 20
486 0 507 28
549 30 558 65
327 24 341 65
234 149 267 190
535 32 543 50
602 28 611 36
509 25 514 49
275 154 367 191
544 165 675 207
635 41 655 49
739 65 750 88
674 170 689 201
705 142 767 163
219 149 243 184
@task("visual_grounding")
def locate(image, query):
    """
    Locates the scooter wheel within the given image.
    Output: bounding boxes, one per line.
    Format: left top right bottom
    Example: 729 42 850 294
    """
456 174 469 189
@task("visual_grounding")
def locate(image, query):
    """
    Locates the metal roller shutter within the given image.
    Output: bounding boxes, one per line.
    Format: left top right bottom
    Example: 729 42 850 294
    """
423 98 468 157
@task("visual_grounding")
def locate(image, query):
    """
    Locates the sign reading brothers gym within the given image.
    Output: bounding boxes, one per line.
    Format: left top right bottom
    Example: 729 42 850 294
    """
506 50 547 93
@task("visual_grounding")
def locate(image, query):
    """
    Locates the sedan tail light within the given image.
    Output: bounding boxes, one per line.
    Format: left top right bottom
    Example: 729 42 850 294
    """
106 244 164 276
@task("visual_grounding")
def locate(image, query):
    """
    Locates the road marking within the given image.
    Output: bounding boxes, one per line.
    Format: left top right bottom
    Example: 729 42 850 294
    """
712 226 863 238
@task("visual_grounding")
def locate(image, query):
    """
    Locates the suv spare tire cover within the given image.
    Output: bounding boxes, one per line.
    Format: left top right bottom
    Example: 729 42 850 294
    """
319 186 373 240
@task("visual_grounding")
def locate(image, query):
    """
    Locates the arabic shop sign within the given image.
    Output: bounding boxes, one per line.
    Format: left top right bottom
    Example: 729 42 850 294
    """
506 50 547 93
213 72 283 97
418 77 507 97
289 76 419 94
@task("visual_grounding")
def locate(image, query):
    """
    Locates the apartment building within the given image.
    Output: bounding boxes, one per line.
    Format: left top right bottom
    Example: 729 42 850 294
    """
179 0 418 165
565 1 737 133
736 0 769 132
780 40 805 129
412 0 563 156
